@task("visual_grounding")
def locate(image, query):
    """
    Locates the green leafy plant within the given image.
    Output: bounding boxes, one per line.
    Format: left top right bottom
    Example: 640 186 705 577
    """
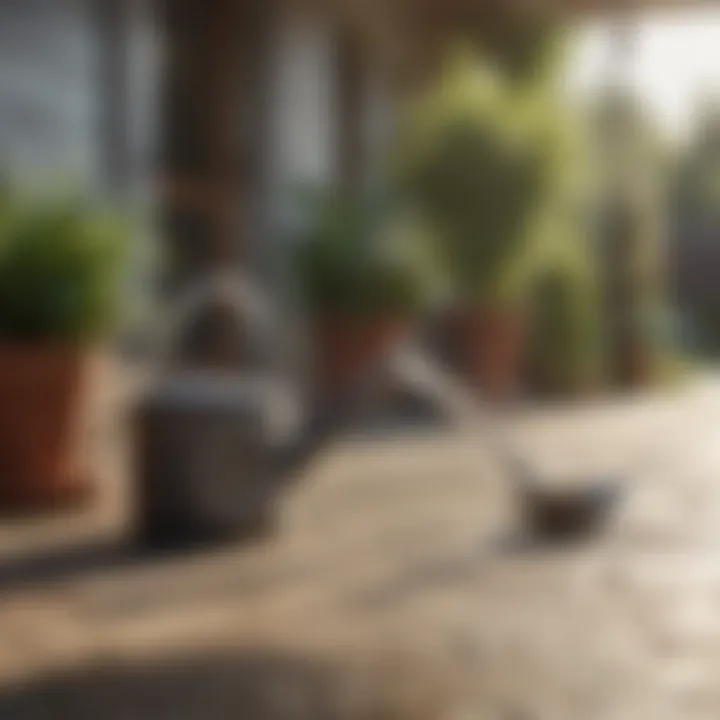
0 195 128 343
589 86 669 385
293 189 438 318
398 47 564 307
469 10 568 88
526 242 604 395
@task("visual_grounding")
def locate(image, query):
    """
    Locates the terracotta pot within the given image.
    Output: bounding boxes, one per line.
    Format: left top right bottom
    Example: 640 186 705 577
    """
618 345 654 389
527 349 601 399
529 367 599 400
0 345 94 513
447 307 526 400
312 316 409 402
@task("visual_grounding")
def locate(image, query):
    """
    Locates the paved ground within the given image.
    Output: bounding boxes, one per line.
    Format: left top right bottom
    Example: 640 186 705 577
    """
1 367 720 719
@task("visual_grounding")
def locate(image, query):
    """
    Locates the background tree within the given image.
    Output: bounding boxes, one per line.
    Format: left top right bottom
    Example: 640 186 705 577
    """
670 97 720 354
589 85 668 386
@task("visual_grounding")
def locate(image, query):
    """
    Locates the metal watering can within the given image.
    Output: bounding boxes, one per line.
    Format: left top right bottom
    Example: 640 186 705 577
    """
134 270 418 549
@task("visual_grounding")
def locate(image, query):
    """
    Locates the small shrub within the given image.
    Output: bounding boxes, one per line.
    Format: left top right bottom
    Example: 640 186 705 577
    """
526 246 604 395
398 47 570 307
0 195 127 343
293 189 439 318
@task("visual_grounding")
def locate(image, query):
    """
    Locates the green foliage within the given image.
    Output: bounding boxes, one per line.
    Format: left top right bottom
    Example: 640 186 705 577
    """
588 86 669 384
398 45 572 307
469 11 569 88
293 189 438 318
589 86 667 206
527 241 604 395
590 86 667 303
0 194 128 343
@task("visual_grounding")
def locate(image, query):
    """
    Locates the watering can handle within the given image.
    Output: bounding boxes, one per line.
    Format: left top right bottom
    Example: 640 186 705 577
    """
152 269 282 373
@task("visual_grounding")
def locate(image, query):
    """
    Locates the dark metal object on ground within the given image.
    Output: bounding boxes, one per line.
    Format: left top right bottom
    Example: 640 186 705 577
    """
514 472 625 543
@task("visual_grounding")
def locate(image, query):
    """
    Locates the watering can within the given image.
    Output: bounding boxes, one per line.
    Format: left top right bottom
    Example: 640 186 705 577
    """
134 270 417 549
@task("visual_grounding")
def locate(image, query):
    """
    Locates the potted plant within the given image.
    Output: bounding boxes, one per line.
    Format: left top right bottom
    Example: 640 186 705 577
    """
400 49 559 398
294 190 437 401
526 243 604 397
0 194 126 512
591 87 667 389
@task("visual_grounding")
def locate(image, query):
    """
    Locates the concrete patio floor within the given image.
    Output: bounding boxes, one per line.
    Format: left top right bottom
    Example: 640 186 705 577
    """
1 367 720 719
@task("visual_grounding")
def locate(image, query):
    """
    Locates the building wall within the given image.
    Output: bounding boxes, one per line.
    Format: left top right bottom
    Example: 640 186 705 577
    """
0 0 158 201
264 5 339 239
0 0 97 188
0 0 393 241
263 4 398 235
361 69 398 193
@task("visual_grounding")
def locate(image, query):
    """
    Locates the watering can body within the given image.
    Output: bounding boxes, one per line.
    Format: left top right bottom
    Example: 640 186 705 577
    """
135 373 305 547
133 272 309 548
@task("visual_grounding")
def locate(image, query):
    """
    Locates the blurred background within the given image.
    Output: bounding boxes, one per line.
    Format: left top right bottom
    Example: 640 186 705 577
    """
0 1 719 719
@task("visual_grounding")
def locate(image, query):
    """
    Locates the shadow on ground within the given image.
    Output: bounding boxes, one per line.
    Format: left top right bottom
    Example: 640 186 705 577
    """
0 533 237 590
0 525 578 601
0 538 139 588
0 645 464 720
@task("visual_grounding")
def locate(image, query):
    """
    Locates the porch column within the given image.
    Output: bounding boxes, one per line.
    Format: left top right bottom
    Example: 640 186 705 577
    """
159 0 266 290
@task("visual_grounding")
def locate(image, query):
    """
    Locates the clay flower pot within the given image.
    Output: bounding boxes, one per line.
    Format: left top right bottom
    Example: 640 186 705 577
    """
617 345 654 389
447 307 526 400
529 365 599 399
312 316 409 402
0 346 94 513
529 367 601 400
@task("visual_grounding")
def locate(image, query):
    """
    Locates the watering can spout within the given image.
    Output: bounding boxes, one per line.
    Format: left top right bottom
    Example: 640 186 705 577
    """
269 395 340 488
270 408 336 486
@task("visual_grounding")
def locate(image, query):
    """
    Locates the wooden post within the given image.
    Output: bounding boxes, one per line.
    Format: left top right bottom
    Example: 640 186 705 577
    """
158 0 270 365
159 0 264 288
